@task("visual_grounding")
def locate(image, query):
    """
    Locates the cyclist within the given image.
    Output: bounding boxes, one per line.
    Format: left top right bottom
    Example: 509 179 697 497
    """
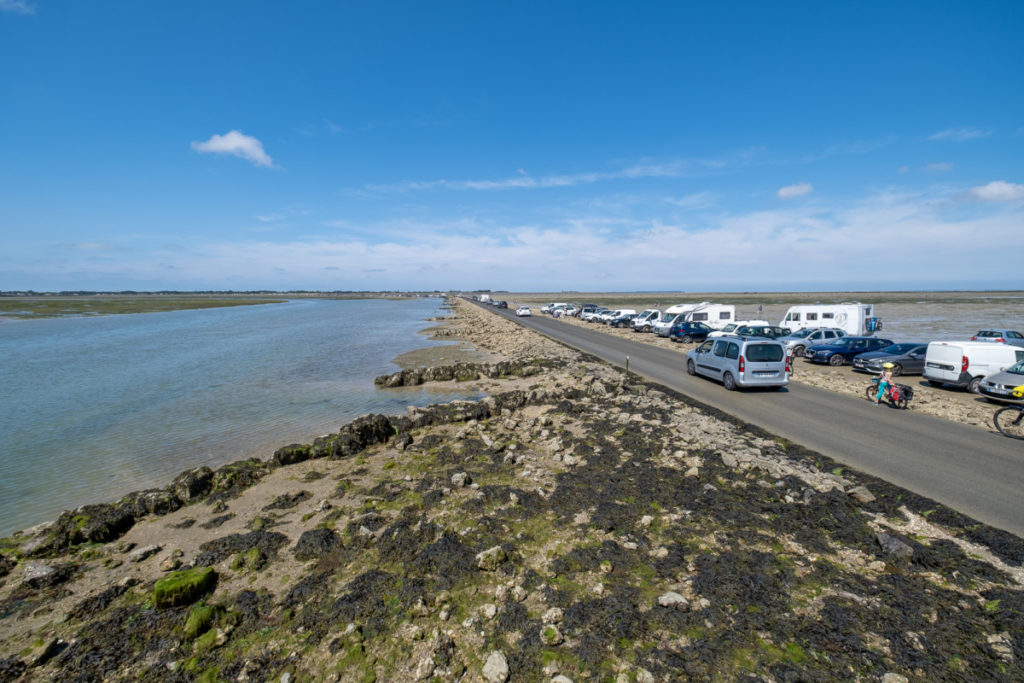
873 362 895 404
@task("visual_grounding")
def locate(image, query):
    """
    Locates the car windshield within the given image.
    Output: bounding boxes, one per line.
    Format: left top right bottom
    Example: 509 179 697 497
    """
881 343 919 354
824 338 854 348
1007 361 1024 375
976 330 1002 338
788 328 815 339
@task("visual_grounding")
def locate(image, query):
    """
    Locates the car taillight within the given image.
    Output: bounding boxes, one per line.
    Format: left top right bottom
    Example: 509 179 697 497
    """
785 356 792 373
961 355 969 373
971 336 977 341
738 356 745 373
996 338 1005 343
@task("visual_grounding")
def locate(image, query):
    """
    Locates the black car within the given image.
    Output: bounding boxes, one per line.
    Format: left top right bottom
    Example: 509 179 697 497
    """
669 321 713 343
851 343 928 375
608 313 637 328
495 300 508 309
735 325 791 339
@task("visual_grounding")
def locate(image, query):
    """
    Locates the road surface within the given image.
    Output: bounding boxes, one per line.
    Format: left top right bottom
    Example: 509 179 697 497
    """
489 306 1024 537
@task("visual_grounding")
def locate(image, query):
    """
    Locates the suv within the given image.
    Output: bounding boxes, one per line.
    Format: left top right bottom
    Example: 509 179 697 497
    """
777 327 846 357
686 336 790 390
669 321 713 343
804 336 894 366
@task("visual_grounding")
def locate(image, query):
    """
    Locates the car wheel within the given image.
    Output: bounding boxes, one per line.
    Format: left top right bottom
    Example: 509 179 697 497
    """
891 364 903 377
793 345 805 357
828 354 844 366
686 359 696 375
723 372 736 391
967 376 981 394
642 325 651 332
681 334 693 343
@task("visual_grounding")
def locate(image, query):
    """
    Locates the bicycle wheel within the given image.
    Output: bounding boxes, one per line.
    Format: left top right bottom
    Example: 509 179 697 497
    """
895 396 907 410
993 406 1024 440
865 385 876 401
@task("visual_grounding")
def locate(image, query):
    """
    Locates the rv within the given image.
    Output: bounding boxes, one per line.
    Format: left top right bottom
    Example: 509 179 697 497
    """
779 302 882 336
663 302 736 330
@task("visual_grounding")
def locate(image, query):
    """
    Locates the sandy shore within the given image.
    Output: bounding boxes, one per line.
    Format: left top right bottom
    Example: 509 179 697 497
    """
0 297 1021 681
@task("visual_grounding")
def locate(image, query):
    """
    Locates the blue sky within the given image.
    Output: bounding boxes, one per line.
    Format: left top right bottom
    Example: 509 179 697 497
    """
1 1 1022 292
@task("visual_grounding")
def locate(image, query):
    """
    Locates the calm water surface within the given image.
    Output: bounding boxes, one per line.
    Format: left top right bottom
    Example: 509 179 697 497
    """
0 299 480 535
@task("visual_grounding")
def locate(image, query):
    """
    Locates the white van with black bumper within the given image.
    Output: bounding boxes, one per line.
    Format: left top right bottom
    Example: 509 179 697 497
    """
686 336 791 390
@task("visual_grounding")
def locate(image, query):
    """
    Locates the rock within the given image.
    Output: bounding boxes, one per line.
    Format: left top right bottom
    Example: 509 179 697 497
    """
848 485 875 503
22 562 71 589
881 675 908 683
657 591 690 611
539 624 564 645
639 514 654 528
451 472 471 488
171 466 214 502
128 544 162 563
988 632 1014 662
721 452 738 468
292 528 343 561
153 567 217 609
476 545 506 571
482 650 509 683
0 554 14 579
160 556 183 572
552 676 574 683
876 532 914 560
481 603 497 619
26 638 67 667
414 656 435 680
543 607 563 624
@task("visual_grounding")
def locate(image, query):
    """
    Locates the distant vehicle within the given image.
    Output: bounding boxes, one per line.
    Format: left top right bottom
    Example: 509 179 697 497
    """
735 325 791 339
542 302 568 314
971 329 1024 348
495 300 508 309
663 301 736 330
479 294 491 303
630 309 662 332
804 336 894 366
780 302 882 336
608 312 638 328
582 307 610 322
776 327 846 357
599 309 636 324
515 306 532 317
708 320 770 339
669 321 713 343
653 312 686 336
851 343 929 376
979 360 1024 403
923 341 1024 393
686 336 790 390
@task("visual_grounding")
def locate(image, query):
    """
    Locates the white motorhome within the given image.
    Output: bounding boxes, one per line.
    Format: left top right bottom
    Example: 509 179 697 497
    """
779 302 882 336
663 301 736 330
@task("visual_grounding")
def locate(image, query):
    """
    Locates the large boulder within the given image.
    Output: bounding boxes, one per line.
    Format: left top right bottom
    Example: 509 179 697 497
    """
170 466 214 502
153 566 217 609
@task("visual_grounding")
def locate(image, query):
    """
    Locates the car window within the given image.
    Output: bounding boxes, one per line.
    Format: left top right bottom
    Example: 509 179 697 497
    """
1006 361 1024 375
726 343 739 359
713 341 728 357
1016 350 1024 363
1010 331 1023 339
696 341 713 353
746 344 784 362
824 331 837 338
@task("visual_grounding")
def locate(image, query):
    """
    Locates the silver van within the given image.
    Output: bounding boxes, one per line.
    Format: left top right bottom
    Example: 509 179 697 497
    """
686 336 790 390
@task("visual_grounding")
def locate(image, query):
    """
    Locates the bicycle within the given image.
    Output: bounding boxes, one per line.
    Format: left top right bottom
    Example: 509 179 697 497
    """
993 386 1024 440
865 377 914 409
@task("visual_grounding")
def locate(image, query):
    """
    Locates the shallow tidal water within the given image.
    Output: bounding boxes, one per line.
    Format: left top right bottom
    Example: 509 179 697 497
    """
0 298 480 536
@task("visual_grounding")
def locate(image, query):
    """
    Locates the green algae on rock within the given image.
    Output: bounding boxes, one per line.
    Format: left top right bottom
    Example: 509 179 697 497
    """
154 567 218 609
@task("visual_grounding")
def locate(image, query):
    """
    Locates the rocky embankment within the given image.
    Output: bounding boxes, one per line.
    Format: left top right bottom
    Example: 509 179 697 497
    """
0 298 1022 681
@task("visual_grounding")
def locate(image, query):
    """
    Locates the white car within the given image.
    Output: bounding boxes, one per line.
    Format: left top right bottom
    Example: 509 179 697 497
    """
516 306 531 317
708 320 770 339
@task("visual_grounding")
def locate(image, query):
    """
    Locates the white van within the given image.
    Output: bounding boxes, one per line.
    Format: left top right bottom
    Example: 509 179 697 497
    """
922 341 1024 393
779 303 882 336
630 309 662 331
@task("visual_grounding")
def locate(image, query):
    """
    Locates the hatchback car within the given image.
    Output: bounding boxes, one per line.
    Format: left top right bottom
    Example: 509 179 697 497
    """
776 327 846 357
805 336 895 366
734 325 791 339
515 306 532 317
972 330 1024 348
686 336 790 390
851 343 928 375
979 360 1024 403
668 321 713 343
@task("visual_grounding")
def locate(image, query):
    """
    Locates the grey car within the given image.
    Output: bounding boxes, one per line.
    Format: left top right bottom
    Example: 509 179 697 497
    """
686 336 790 390
972 329 1024 348
776 327 846 357
851 343 929 376
979 360 1024 403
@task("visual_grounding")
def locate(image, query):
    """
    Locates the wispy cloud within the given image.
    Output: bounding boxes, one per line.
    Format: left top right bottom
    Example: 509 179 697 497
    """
777 183 813 199
0 0 35 14
191 130 274 168
928 128 991 142
970 181 1024 202
925 162 954 172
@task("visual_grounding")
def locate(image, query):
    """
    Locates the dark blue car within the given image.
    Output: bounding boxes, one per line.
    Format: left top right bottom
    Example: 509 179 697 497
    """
668 321 713 343
805 336 894 366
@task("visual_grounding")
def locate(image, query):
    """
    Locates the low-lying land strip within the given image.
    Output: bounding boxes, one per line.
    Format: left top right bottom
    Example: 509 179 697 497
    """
0 298 1021 681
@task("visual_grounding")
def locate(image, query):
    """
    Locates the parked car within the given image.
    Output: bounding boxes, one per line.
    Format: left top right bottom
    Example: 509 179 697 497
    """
668 321 713 343
630 309 662 332
686 336 790 390
708 320 770 339
804 336 894 366
776 327 847 357
979 360 1024 403
734 325 791 339
515 306 532 317
971 329 1024 348
608 312 638 328
582 307 610 322
923 341 1024 393
851 343 928 375
598 308 636 324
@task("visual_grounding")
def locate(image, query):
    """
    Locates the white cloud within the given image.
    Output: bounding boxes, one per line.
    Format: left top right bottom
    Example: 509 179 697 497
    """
970 181 1024 202
928 128 991 142
191 130 273 167
777 183 813 199
0 0 35 13
925 162 954 172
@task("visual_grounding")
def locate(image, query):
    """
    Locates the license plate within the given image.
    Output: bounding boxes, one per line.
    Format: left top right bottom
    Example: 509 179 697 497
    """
755 371 777 377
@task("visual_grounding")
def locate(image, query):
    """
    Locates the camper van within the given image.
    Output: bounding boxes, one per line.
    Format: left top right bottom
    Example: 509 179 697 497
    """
779 302 882 336
663 302 736 330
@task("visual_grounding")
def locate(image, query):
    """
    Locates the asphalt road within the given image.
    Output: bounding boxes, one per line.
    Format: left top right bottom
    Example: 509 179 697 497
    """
488 306 1024 537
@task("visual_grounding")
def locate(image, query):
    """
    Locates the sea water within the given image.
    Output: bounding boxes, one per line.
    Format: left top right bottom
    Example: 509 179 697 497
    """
0 298 480 536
